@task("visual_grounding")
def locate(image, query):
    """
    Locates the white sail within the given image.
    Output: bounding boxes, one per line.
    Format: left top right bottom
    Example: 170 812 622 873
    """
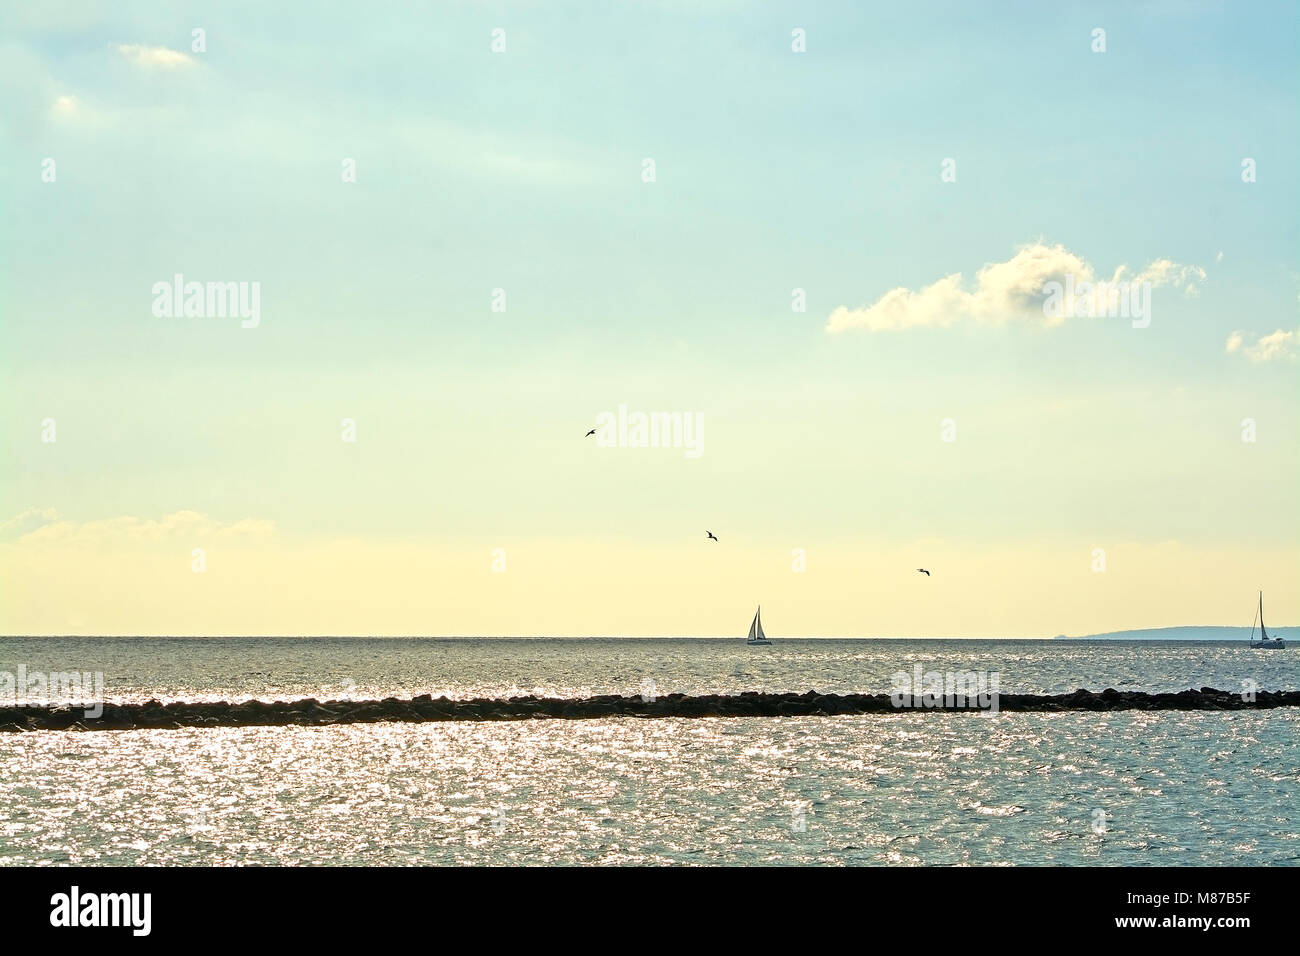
755 607 766 641
747 611 759 641
1249 591 1285 648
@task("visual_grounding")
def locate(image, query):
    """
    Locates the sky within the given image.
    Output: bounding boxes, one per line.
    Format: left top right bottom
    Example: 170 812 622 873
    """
1 1 1297 636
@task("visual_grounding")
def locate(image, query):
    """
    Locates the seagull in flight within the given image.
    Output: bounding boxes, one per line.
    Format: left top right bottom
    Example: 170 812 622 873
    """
585 428 596 437
916 568 930 576
706 531 718 541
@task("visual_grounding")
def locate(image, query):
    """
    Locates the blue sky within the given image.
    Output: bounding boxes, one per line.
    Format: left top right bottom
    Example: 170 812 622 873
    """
1 1 1296 635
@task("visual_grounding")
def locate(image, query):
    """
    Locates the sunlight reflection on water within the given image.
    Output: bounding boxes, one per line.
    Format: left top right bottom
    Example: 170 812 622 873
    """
2 712 1297 866
1 637 1295 705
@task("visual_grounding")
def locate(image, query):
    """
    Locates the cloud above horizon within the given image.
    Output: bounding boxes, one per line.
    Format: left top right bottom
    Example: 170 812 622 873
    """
1226 328 1298 363
827 242 1206 333
1 509 273 546
115 43 194 69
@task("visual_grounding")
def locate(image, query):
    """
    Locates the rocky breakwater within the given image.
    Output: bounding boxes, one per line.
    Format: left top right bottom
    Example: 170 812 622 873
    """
1 687 1298 731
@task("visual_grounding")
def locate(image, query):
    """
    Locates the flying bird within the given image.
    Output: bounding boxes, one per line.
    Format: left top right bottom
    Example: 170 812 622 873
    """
706 531 718 541
585 428 596 437
916 568 930 576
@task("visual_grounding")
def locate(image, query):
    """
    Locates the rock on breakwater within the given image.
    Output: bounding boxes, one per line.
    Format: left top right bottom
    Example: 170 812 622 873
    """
2 687 1298 731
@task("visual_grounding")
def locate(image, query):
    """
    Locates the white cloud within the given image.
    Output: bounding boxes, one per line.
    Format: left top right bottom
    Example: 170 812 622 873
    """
115 44 194 69
1227 328 1298 363
5 510 274 547
0 507 59 540
1125 259 1207 297
827 242 1205 334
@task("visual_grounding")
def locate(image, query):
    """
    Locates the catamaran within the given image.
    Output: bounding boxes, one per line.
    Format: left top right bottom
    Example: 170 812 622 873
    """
746 605 771 646
1248 591 1286 649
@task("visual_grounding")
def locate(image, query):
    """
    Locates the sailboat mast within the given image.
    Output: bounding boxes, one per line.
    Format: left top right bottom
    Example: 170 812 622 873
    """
745 603 770 644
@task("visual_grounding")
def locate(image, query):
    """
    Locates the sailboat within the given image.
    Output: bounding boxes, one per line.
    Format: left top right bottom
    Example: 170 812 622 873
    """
1248 591 1286 649
746 605 772 646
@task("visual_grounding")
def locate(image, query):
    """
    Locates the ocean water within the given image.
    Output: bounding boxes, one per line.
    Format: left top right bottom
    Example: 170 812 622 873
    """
1 636 1296 703
1 638 1297 866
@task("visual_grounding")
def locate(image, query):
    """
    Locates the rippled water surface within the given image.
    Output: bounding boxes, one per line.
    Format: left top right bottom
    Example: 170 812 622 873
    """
1 638 1296 866
2 713 1297 866
1 636 1296 703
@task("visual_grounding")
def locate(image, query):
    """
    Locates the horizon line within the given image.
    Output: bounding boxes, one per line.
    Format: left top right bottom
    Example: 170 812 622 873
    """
1 625 1287 641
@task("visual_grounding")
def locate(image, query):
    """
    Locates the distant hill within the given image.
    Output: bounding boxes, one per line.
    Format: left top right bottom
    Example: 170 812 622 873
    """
1055 626 1292 641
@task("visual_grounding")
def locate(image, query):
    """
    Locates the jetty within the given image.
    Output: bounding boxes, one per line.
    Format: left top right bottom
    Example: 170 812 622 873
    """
2 686 1298 731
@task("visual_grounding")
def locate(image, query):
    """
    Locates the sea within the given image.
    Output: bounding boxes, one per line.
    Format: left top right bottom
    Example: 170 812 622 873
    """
1 637 1296 866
